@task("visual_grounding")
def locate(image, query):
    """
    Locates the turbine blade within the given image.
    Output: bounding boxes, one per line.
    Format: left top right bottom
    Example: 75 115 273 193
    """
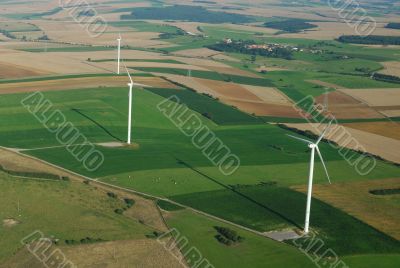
316 120 333 145
286 134 313 145
316 146 331 184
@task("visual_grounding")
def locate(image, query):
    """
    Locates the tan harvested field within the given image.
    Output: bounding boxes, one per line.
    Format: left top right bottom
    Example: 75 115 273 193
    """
0 62 49 79
241 84 293 105
126 61 209 71
340 88 400 107
380 61 400 77
162 73 303 116
314 90 385 119
315 90 360 105
285 123 400 163
197 78 262 101
53 49 165 61
0 50 104 74
323 106 384 119
2 239 183 268
227 100 302 117
161 75 301 117
380 109 400 117
0 76 179 95
32 20 174 48
160 74 218 95
293 178 400 240
343 122 400 140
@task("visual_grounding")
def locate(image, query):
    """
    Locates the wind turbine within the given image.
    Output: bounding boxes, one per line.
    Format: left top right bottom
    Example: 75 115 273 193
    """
117 34 121 75
125 66 133 145
287 122 332 234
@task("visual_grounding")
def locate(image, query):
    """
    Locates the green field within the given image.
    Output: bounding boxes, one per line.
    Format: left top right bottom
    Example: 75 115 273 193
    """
165 209 312 268
147 87 262 125
169 185 400 255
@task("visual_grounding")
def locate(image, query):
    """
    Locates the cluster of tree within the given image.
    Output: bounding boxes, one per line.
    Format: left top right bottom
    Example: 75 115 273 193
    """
207 40 293 60
0 29 16 39
369 188 400 196
78 10 95 17
124 198 135 208
372 73 400 84
65 237 104 245
107 192 118 198
214 226 244 246
159 29 186 39
385 23 400 29
38 34 50 41
0 164 62 180
337 35 400 45
146 231 165 239
121 5 254 23
264 19 317 33
277 124 337 145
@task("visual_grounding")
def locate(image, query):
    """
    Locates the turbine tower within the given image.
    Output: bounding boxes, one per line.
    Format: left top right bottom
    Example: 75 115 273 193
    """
117 34 121 75
287 122 332 234
125 66 133 144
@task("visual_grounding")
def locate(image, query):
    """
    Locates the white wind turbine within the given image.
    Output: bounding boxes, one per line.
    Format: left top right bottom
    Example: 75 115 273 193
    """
117 34 121 74
287 122 332 234
125 66 134 144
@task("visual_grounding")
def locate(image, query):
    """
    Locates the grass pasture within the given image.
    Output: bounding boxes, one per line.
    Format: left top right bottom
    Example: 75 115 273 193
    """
0 172 151 262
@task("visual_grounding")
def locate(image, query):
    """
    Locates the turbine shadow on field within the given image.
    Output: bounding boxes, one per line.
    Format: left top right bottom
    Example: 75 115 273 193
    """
71 108 124 142
176 158 301 229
